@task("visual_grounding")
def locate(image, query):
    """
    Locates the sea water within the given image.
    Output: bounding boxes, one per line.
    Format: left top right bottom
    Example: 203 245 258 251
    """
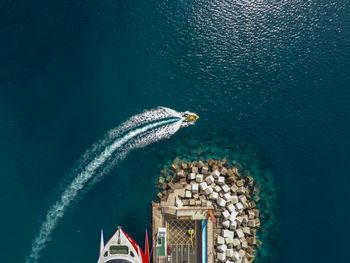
0 0 350 262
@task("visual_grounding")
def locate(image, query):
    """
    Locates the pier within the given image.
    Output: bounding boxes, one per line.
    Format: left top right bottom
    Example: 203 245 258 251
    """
152 195 214 263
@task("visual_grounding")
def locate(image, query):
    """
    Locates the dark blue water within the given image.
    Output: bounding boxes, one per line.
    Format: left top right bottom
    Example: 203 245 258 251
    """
1 0 350 262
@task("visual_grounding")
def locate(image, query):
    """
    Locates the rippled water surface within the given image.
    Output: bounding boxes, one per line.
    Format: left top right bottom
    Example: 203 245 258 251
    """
1 0 349 262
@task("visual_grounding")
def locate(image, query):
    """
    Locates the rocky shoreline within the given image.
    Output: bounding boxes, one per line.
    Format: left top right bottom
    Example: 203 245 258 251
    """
156 158 261 263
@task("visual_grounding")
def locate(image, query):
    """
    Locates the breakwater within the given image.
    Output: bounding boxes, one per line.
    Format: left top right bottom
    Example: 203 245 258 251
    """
155 158 261 262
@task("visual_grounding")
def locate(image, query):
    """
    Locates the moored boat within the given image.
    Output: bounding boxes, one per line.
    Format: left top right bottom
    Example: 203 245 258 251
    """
98 227 149 263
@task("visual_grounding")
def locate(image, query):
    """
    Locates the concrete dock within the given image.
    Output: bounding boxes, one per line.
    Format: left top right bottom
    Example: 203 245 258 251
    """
152 199 214 263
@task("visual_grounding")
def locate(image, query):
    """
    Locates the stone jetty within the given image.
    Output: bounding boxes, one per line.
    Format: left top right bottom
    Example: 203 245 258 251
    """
155 159 261 263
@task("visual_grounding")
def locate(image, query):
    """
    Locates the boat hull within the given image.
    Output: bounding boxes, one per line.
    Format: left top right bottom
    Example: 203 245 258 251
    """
98 227 149 263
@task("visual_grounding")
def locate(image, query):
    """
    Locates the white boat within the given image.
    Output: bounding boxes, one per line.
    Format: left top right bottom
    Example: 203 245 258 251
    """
97 226 149 263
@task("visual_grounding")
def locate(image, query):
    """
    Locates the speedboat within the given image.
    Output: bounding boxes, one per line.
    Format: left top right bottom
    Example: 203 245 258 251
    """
97 227 149 263
182 111 199 123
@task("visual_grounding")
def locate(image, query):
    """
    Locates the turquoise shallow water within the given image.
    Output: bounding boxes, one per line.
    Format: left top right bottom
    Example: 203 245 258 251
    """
1 0 350 262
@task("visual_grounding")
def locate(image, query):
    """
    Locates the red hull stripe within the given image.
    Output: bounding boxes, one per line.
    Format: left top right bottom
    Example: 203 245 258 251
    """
121 229 149 263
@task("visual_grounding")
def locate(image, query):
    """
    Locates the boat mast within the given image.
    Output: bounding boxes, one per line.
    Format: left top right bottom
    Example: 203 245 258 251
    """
99 229 104 255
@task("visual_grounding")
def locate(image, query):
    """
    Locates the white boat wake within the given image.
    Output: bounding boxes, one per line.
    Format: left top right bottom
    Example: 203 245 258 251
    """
26 107 193 263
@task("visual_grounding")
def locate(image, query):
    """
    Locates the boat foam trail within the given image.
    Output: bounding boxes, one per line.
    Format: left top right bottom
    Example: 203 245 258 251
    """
90 120 184 185
71 107 181 176
108 106 182 138
26 108 186 263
